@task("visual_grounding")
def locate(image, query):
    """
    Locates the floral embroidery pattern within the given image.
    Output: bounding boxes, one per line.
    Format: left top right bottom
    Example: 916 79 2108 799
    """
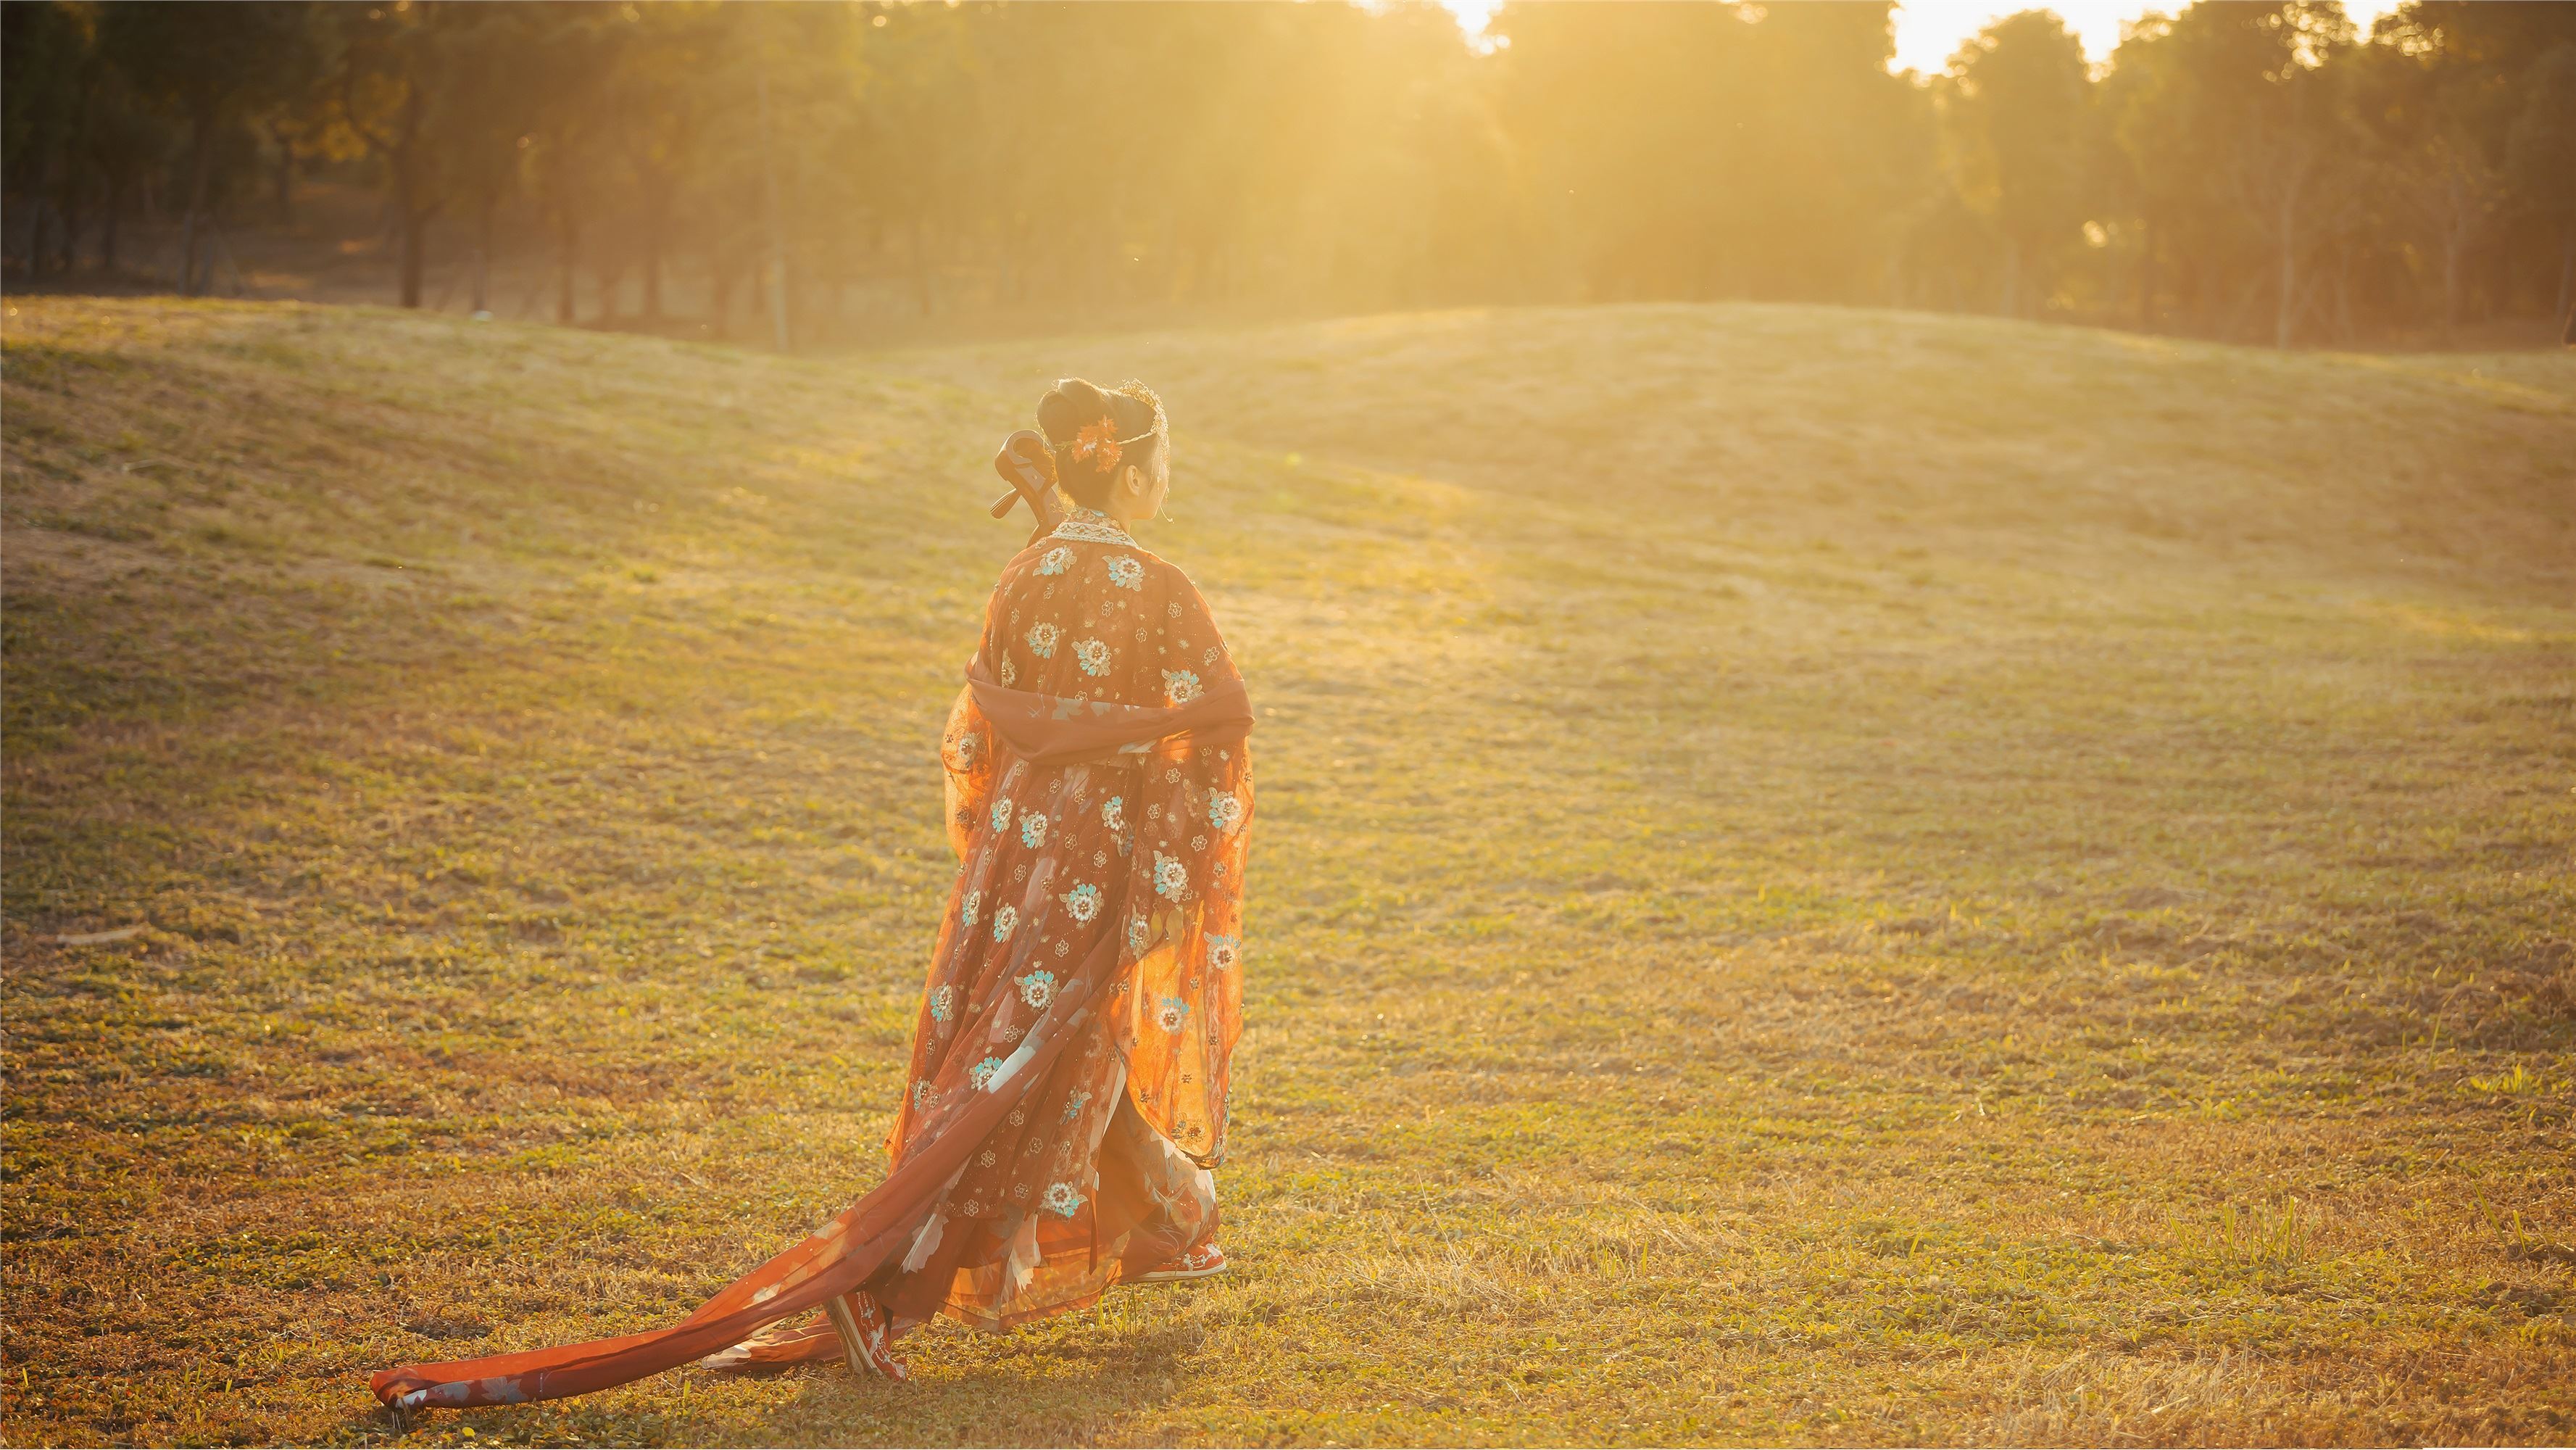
1164 668 1202 705
1061 882 1101 923
1156 995 1192 1033
1155 851 1189 900
1104 555 1144 590
968 1056 1005 1090
990 799 1014 834
1127 914 1150 956
1208 934 1241 972
1060 1089 1092 1122
913 1080 933 1109
1020 812 1049 849
1000 654 1018 687
1101 795 1125 832
931 984 956 1022
1018 969 1056 1011
991 903 1018 942
1037 545 1074 576
1208 790 1245 833
1026 621 1060 658
1041 1180 1086 1217
1074 638 1112 676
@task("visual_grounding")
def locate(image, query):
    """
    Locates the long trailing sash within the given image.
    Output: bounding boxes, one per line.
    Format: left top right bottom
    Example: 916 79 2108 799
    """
367 669 1253 1412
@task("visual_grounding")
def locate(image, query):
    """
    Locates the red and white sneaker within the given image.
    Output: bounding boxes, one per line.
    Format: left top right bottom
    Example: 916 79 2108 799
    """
1133 1241 1229 1283
825 1290 911 1382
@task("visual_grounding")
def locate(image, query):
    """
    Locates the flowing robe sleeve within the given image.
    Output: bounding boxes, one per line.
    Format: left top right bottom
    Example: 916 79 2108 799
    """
1110 567 1254 1167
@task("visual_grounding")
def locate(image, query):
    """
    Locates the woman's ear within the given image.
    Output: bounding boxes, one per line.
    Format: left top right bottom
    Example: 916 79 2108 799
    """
1123 463 1146 497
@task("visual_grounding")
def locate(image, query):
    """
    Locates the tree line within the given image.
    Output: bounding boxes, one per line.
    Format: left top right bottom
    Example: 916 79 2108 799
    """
5 0 2571 347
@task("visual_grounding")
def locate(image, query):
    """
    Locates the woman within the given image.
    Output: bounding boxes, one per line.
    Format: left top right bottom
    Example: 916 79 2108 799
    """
373 378 1252 1408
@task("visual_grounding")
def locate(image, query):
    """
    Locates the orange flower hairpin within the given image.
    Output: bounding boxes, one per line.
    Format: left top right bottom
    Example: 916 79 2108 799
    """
1068 418 1123 471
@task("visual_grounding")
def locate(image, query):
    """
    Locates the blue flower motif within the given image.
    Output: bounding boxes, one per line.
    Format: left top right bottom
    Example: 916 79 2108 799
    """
1104 555 1144 590
1060 881 1101 923
968 1056 1005 1090
1020 811 1049 849
1017 969 1056 1011
1155 995 1191 1033
1036 546 1074 576
1026 622 1060 658
1208 790 1244 833
1074 638 1111 676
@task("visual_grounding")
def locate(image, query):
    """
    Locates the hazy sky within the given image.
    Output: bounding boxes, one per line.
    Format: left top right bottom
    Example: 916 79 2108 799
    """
1435 1 2400 73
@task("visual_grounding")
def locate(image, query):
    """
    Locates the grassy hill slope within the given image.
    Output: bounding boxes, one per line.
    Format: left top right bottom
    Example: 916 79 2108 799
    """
4 297 2571 1446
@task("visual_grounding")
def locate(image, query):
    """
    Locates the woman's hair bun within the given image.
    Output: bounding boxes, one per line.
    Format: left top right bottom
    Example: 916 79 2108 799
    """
1032 378 1165 508
1036 378 1116 447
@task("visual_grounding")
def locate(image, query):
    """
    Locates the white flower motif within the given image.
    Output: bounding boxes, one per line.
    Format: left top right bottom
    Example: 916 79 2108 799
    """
1060 1089 1092 1123
1019 812 1049 848
1104 555 1144 590
991 903 1018 942
1154 852 1189 900
960 891 981 931
968 1056 1005 1090
956 732 980 764
1037 545 1074 576
1041 1180 1086 1218
1026 621 1060 658
913 1079 932 1109
1101 795 1125 832
1061 882 1101 923
1073 638 1112 676
1163 668 1202 705
1208 790 1244 833
930 983 955 1022
1018 969 1056 1011
1000 654 1017 687
1127 914 1150 955
1208 934 1241 972
1156 995 1191 1033
990 798 1014 834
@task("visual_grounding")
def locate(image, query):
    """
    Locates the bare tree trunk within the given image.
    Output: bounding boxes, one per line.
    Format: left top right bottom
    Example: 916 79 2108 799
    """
556 212 580 324
273 138 296 225
2440 230 2463 344
471 194 493 314
2137 216 2156 330
2556 222 2572 323
180 115 215 297
642 195 665 322
101 178 123 271
909 215 933 318
2273 191 2299 350
399 191 431 308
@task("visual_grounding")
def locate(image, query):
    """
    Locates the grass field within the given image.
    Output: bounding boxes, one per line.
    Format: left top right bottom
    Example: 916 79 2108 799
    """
2 295 2571 1447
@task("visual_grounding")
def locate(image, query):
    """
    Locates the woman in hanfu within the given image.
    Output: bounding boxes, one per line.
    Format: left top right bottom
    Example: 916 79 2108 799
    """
372 378 1252 1409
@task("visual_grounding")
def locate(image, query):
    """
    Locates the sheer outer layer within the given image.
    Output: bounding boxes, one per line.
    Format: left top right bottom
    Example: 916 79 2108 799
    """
368 517 1252 1409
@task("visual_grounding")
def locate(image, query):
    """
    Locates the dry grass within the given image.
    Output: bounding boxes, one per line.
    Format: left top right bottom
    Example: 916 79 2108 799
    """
2 295 2570 1446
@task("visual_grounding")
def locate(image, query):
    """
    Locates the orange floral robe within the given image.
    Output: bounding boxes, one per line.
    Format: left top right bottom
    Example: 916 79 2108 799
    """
874 508 1254 1329
370 508 1252 1409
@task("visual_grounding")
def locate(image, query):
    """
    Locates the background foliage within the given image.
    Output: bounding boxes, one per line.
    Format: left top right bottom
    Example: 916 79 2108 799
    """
5 0 2575 347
